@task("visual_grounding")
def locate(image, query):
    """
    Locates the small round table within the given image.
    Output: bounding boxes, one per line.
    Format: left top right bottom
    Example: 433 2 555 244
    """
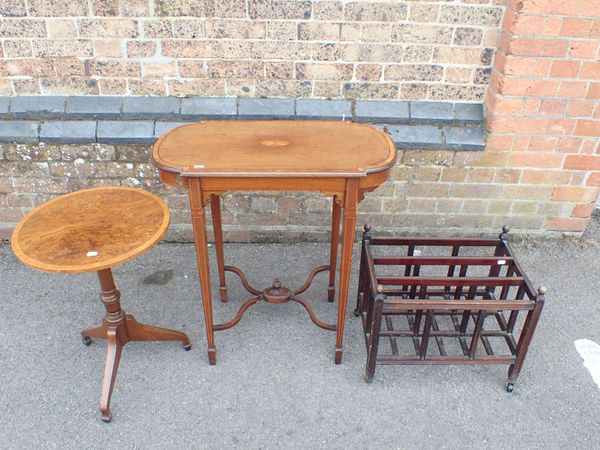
11 187 191 422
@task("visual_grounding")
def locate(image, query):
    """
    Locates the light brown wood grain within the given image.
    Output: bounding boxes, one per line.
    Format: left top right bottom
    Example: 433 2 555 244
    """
152 119 397 365
153 120 396 178
11 187 169 274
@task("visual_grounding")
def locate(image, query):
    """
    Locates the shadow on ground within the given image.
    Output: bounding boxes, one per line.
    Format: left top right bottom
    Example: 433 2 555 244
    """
1 217 600 448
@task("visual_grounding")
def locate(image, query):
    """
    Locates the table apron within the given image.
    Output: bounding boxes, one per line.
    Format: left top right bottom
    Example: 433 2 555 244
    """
158 168 391 195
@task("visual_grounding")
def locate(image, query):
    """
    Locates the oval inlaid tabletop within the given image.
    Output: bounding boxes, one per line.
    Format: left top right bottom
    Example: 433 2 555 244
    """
11 187 169 274
153 121 397 177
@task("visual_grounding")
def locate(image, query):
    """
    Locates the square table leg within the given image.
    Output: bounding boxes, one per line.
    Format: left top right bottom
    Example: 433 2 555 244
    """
210 194 228 302
335 178 359 364
328 197 342 302
188 178 217 364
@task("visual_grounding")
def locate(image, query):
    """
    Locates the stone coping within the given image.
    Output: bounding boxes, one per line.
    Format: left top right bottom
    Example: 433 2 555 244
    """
0 96 485 151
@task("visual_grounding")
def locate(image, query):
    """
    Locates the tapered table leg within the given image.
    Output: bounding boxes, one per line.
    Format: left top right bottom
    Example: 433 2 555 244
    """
335 179 359 364
328 197 341 302
210 195 228 302
100 328 123 422
189 179 217 364
90 268 190 422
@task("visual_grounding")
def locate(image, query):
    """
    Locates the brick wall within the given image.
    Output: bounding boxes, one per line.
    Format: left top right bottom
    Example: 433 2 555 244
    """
0 143 547 242
0 0 503 100
0 0 599 241
0 140 593 242
485 0 600 233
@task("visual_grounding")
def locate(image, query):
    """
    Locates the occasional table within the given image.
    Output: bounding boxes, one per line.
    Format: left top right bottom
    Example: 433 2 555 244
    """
10 187 191 422
153 120 396 364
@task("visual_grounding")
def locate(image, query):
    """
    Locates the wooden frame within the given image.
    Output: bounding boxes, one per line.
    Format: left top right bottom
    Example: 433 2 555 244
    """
153 121 397 364
356 225 546 391
10 187 191 422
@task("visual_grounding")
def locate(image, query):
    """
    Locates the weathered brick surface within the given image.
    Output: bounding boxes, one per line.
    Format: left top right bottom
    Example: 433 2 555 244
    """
484 0 600 234
1 140 592 241
0 0 501 100
1 0 599 239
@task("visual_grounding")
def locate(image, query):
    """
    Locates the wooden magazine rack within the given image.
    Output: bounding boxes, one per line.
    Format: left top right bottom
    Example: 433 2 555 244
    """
356 225 545 392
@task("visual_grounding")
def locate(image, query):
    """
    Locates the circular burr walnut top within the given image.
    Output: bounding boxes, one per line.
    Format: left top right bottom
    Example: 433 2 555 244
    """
11 187 169 274
153 120 397 177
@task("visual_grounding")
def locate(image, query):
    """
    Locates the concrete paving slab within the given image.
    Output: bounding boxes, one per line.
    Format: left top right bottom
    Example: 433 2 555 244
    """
1 236 600 448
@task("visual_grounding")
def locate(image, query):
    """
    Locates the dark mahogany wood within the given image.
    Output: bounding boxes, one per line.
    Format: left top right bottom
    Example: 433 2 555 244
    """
357 225 545 391
153 120 396 364
11 187 191 422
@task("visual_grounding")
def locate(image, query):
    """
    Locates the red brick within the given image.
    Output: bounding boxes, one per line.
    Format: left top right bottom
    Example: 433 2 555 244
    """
509 38 568 57
550 60 580 78
485 134 513 151
552 186 599 202
587 172 600 186
571 172 587 185
500 78 559 96
489 71 503 94
497 31 511 53
560 81 588 98
566 100 595 117
501 55 536 76
512 136 531 151
560 18 593 37
543 16 563 36
564 155 600 170
572 203 595 218
575 120 600 136
546 119 576 135
581 62 600 80
528 136 558 151
557 137 583 153
548 0 582 15
501 9 517 31
534 59 552 77
569 40 599 59
545 216 589 232
492 50 507 73
540 99 566 116
489 117 548 134
508 152 564 169
523 99 540 115
492 96 522 115
581 139 597 154
507 0 547 14
591 20 600 39
587 83 600 99
512 15 545 35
